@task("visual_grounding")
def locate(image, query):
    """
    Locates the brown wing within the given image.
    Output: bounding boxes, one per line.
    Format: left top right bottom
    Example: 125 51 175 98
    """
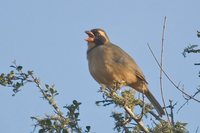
108 44 148 84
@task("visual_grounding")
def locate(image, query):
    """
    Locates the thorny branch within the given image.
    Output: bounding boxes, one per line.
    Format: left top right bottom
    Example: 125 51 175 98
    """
12 61 65 120
1 60 191 132
99 87 150 133
0 61 90 133
30 75 65 119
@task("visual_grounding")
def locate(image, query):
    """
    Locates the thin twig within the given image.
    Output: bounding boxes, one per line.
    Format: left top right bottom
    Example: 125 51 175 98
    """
30 74 65 120
169 100 175 126
159 16 170 121
12 61 65 119
195 126 199 133
177 88 200 113
147 43 200 103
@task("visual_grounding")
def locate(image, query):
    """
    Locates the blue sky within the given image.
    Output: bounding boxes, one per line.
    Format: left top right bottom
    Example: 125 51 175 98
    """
0 0 200 132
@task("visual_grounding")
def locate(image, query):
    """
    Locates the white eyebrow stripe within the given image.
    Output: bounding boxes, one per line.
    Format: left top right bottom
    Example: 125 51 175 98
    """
98 31 106 37
98 30 109 42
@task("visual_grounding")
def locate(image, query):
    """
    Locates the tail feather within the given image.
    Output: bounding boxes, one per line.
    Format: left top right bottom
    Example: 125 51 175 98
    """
145 90 165 116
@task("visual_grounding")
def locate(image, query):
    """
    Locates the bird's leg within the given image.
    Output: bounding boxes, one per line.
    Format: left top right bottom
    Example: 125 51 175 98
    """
111 80 126 91
99 82 149 132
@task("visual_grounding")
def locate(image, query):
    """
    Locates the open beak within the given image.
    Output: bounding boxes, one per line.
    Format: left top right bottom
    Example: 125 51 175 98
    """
85 31 95 43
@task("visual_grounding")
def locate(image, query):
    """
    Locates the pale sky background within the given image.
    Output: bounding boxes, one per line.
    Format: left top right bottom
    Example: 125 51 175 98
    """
0 0 200 133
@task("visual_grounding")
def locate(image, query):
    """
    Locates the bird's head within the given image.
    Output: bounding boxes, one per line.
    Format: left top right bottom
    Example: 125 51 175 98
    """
85 28 110 45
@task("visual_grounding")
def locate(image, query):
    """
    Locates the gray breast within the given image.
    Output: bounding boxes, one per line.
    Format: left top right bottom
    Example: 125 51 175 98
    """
87 45 115 86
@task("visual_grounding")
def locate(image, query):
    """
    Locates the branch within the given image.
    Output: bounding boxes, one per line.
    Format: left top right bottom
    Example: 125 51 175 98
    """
1 62 89 132
123 106 149 133
30 74 65 120
147 43 200 103
159 16 170 121
182 44 200 57
169 100 175 126
100 88 150 133
12 61 65 120
177 88 200 113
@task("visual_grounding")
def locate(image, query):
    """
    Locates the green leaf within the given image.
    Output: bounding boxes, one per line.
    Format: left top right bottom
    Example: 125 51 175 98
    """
197 31 200 38
85 126 91 132
46 119 52 126
10 65 16 68
0 73 5 77
39 129 46 133
15 82 21 89
62 129 69 133
16 66 23 71
28 70 33 75
50 88 55 94
73 100 78 105
74 113 80 119
73 100 81 106
45 84 49 89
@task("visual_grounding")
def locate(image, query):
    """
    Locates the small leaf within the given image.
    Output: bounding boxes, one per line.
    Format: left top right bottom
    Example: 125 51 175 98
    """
45 84 49 89
30 116 36 120
0 73 5 77
197 31 200 38
15 82 22 89
28 70 33 75
16 66 23 71
85 126 91 132
74 113 79 119
55 92 59 96
73 100 78 105
10 65 16 68
10 70 14 75
50 88 55 94
39 129 46 133
46 119 52 126
62 129 69 133
73 100 81 106
8 71 14 79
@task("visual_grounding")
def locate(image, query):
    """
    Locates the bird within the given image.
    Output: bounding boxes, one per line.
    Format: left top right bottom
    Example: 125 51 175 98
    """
84 28 165 116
